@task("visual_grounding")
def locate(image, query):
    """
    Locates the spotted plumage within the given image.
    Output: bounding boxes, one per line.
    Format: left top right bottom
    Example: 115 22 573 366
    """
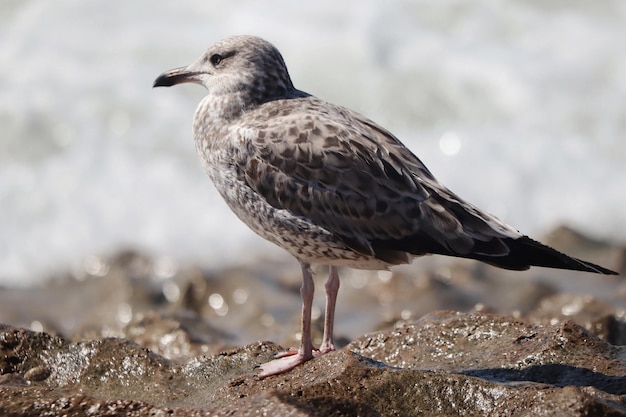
154 35 617 378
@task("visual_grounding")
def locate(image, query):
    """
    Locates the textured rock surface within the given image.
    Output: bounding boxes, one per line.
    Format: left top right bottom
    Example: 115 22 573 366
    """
0 227 624 415
2 311 626 416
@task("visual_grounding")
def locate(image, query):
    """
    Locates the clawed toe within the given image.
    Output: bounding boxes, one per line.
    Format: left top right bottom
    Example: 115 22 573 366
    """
274 347 300 359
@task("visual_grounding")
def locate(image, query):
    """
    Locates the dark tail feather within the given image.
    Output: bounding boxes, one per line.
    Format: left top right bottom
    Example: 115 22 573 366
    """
474 236 618 275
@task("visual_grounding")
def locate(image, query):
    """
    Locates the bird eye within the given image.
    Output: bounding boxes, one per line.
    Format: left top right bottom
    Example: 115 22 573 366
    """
210 54 223 66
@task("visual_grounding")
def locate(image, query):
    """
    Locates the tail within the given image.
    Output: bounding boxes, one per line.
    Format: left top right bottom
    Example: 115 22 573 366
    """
471 236 618 275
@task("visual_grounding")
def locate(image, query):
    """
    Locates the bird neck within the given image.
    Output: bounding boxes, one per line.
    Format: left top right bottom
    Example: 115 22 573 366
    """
196 90 254 123
198 85 308 124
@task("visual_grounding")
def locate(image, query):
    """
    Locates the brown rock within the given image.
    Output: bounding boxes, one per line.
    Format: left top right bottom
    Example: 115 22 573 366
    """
529 293 626 345
2 311 626 416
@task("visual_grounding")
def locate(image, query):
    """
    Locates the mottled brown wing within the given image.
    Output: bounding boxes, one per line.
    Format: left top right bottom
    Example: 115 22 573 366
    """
238 97 519 258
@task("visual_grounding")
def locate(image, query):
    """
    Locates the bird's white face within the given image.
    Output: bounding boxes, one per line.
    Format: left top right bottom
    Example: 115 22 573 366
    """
183 45 255 94
153 35 294 101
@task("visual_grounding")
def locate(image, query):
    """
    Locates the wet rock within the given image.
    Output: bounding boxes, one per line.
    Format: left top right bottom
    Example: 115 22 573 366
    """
0 250 300 350
2 311 626 416
351 312 626 383
0 226 623 415
118 310 235 360
529 293 626 345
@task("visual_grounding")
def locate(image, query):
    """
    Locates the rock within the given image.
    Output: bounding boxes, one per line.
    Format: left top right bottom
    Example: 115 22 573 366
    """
2 311 625 416
1 226 623 415
528 293 626 345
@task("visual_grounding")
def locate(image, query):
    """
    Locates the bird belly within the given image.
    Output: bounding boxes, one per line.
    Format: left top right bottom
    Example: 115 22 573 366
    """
209 170 392 270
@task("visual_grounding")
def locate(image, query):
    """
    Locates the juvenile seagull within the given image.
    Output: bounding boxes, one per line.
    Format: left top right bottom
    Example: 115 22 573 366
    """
154 35 617 378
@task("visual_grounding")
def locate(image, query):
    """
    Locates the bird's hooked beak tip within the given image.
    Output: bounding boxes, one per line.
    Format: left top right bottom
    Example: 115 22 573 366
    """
153 66 197 88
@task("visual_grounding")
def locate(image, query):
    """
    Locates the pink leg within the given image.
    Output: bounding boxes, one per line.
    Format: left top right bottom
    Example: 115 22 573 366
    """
319 266 339 354
258 261 315 378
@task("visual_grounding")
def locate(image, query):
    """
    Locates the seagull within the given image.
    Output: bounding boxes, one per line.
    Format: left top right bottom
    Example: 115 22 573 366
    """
153 35 617 378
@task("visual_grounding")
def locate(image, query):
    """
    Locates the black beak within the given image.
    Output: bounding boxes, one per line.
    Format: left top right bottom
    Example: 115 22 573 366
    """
153 67 196 88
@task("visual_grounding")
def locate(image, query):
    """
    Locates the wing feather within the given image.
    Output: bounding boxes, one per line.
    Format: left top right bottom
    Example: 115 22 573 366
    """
238 97 519 259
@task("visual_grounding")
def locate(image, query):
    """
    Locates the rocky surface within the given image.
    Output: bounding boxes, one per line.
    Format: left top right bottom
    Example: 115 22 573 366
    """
0 226 625 416
2 312 626 416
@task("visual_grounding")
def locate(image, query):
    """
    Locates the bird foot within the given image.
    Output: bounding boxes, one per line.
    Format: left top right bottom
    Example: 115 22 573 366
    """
257 345 338 379
257 351 313 379
273 347 300 359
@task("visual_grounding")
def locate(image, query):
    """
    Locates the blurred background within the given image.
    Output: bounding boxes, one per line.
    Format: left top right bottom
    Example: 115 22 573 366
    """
1 0 625 287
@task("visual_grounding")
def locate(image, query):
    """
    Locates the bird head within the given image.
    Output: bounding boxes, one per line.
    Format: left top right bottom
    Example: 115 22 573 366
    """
153 35 296 104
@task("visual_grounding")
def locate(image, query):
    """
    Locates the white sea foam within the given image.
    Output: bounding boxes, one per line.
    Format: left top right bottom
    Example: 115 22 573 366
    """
1 0 625 285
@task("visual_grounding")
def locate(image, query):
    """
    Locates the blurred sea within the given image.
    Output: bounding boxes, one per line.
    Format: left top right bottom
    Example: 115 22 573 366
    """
1 0 625 286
